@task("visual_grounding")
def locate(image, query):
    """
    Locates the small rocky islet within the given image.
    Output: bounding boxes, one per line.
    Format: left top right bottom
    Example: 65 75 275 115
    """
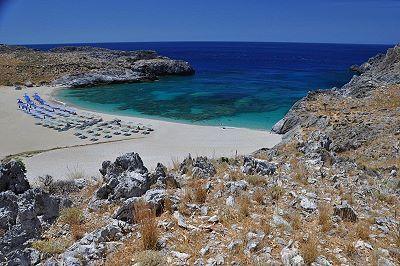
0 45 399 265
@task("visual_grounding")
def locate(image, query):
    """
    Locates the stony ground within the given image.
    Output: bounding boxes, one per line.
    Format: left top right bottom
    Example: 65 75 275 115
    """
0 46 399 265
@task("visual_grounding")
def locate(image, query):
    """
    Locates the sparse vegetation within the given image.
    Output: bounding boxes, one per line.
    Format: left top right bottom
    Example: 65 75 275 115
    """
32 238 71 255
300 236 318 265
134 201 159 250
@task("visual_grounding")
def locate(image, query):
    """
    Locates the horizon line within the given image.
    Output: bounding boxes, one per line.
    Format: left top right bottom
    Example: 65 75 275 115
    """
2 40 396 47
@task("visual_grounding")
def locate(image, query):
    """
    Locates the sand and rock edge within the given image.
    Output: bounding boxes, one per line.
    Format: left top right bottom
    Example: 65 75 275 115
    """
0 45 399 265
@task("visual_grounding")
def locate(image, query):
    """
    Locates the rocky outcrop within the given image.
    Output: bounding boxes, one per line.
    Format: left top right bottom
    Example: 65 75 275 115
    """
179 155 217 179
272 45 400 135
95 152 151 201
0 160 30 194
0 45 195 87
0 161 71 264
242 156 276 176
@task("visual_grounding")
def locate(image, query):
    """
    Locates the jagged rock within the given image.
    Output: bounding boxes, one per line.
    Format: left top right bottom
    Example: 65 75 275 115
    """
226 196 235 206
50 221 126 265
0 188 71 264
245 231 265 253
179 156 216 179
113 188 166 223
311 256 332 266
171 250 190 261
96 152 152 201
281 242 304 266
0 160 30 194
5 248 40 266
271 215 292 231
225 180 248 194
299 196 317 211
99 152 148 180
334 201 358 222
242 156 276 176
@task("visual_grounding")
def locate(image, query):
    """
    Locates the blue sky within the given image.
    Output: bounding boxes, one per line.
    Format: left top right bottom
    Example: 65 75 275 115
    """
0 0 399 44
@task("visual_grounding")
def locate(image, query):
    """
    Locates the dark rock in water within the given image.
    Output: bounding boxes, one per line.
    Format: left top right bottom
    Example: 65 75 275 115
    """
243 156 276 176
0 188 72 264
0 160 30 194
334 202 358 222
131 58 195 76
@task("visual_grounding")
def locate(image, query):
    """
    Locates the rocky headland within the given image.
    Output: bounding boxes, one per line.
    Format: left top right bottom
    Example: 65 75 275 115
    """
0 45 195 87
0 45 399 265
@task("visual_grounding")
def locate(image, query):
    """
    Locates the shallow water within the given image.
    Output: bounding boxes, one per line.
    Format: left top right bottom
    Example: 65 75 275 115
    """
32 42 392 130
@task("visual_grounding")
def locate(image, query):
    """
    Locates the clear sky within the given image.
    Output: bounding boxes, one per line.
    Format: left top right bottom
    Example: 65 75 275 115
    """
0 0 399 45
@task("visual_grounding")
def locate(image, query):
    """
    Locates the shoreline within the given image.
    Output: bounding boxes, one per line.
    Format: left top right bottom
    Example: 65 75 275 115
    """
53 86 275 132
0 85 282 182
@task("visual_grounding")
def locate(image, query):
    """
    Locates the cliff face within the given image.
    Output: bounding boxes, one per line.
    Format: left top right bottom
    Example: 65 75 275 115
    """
0 45 195 87
272 44 400 136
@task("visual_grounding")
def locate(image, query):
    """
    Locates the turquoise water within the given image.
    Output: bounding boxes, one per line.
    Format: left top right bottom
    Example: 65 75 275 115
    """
39 42 391 130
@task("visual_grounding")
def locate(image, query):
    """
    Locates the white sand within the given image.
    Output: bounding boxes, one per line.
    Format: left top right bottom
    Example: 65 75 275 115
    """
0 86 281 182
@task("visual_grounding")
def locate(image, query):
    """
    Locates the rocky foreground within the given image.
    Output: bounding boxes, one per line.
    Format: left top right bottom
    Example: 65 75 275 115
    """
0 45 399 265
0 45 195 87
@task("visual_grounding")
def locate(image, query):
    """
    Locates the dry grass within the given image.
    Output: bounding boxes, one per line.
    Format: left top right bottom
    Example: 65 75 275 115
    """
134 201 159 250
59 207 85 240
237 195 251 218
66 164 86 180
131 250 166 266
253 188 265 204
31 238 72 255
290 158 309 185
299 235 319 265
228 168 245 181
190 180 208 204
356 220 371 241
288 212 302 231
246 175 267 186
269 185 284 201
318 203 332 232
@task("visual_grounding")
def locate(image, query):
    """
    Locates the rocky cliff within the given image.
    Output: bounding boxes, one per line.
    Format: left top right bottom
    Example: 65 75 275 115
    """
0 45 195 87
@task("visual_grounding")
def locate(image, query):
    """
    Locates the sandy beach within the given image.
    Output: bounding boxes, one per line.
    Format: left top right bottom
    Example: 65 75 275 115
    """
0 85 281 182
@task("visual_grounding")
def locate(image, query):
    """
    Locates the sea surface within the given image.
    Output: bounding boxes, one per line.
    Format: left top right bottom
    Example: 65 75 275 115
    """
30 42 391 130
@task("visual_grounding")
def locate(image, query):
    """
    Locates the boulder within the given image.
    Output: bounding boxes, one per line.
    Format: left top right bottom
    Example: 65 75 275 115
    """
334 201 358 222
0 160 30 194
113 189 166 223
243 156 276 176
179 156 216 179
96 152 152 201
0 188 72 264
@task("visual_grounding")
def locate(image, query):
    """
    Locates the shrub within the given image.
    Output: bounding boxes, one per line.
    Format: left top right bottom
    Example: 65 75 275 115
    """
59 207 84 226
300 236 318 265
269 185 284 201
15 158 26 173
318 203 332 232
237 195 251 217
134 201 159 250
32 239 71 254
253 188 265 204
288 212 302 230
190 180 207 204
356 220 371 240
246 175 267 186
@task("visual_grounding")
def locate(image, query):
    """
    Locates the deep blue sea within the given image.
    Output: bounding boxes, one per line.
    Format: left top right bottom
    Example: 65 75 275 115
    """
30 42 391 130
